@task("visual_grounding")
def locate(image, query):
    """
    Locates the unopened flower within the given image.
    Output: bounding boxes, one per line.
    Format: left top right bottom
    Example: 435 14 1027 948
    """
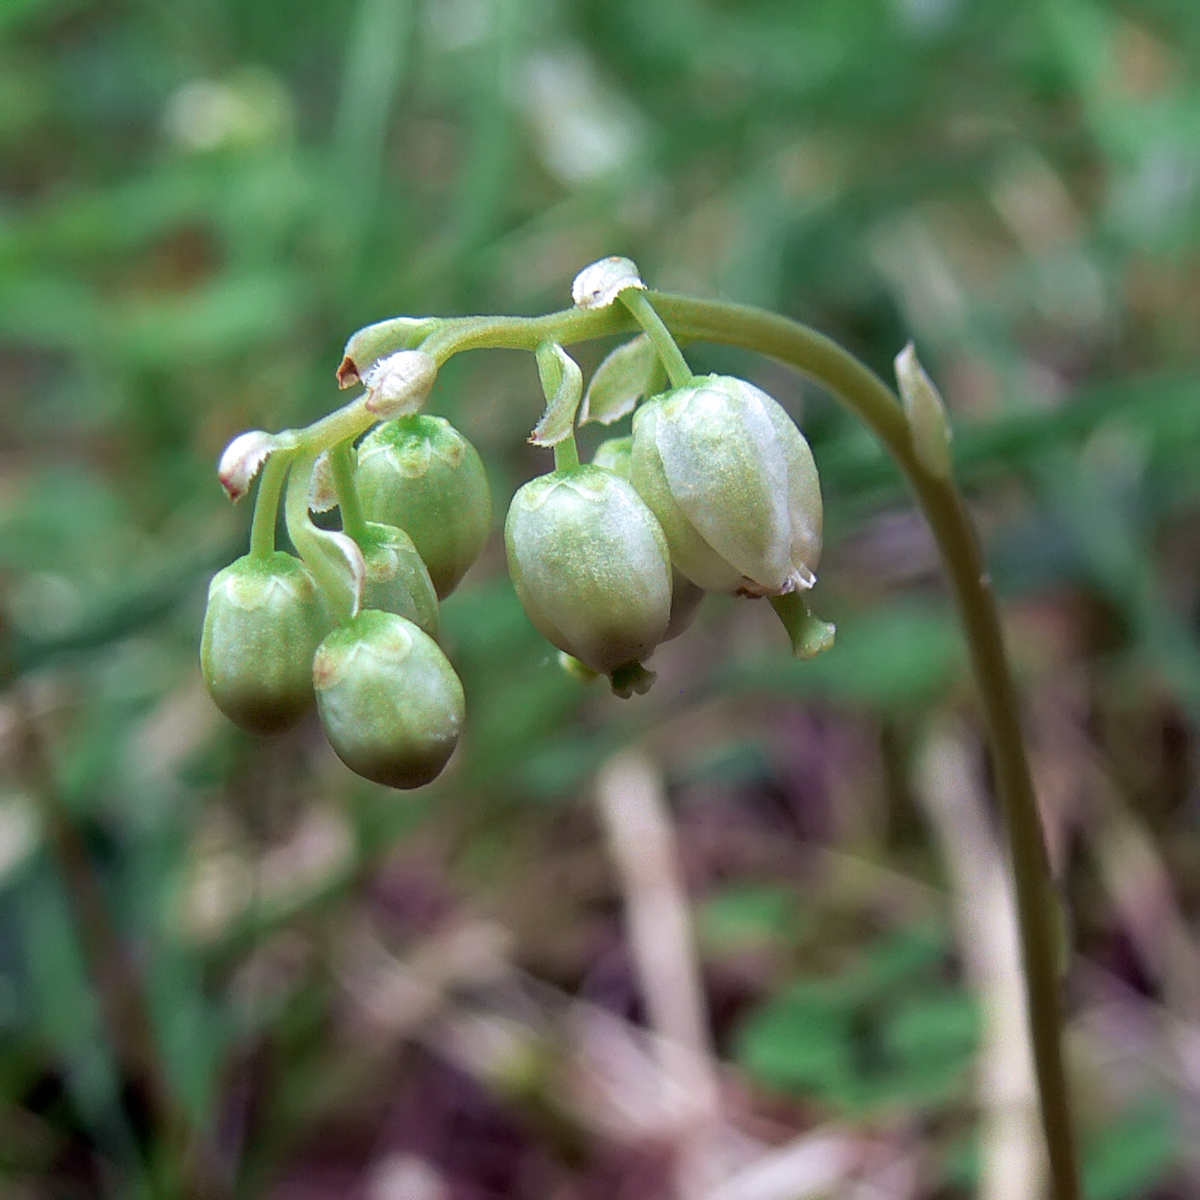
200 553 331 734
505 464 671 687
357 522 440 637
314 610 465 789
356 416 492 599
592 435 702 642
571 256 645 310
630 375 822 596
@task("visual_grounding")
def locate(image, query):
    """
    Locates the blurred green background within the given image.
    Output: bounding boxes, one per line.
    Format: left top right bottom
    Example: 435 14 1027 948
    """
3 0 1200 1196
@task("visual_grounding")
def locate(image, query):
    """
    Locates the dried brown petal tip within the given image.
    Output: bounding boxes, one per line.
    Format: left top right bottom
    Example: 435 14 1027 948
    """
336 356 360 389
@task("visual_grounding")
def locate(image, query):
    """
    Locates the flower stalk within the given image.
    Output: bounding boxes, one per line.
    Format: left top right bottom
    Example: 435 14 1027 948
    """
249 449 293 560
336 289 1081 1200
619 288 693 388
213 277 1079 1200
328 439 368 543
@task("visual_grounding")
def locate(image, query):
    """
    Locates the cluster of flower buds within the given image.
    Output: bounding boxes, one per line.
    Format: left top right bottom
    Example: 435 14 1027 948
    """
503 257 831 696
201 256 833 786
201 353 490 789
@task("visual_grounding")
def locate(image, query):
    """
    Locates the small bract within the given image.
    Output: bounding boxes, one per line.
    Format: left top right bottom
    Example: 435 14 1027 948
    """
356 415 492 599
357 521 439 637
201 552 330 735
314 610 465 789
630 375 823 596
505 464 672 686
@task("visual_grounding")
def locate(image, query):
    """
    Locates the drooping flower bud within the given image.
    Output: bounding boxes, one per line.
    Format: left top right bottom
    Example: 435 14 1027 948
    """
504 464 672 690
357 522 439 637
592 435 702 642
630 375 822 596
200 552 331 735
313 610 465 789
356 415 492 599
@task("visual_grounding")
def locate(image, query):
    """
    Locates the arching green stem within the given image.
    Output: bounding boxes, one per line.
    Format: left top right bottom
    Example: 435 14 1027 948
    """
285 450 355 624
370 292 1079 1200
329 439 369 542
249 450 293 561
654 295 1081 1200
620 289 693 388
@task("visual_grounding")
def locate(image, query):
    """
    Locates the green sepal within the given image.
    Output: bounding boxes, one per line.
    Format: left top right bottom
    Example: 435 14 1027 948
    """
558 651 600 683
769 592 836 659
609 661 656 699
580 335 658 426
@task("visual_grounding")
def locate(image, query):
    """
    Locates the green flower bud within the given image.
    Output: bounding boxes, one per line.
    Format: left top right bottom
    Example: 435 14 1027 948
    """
357 521 439 638
356 415 492 599
313 610 465 789
630 375 822 596
200 552 331 735
504 464 672 682
593 435 702 642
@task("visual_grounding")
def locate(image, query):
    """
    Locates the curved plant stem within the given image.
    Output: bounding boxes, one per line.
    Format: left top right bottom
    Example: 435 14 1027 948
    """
249 451 292 561
619 289 693 388
284 450 355 624
654 294 1082 1200
341 289 1081 1199
328 440 368 542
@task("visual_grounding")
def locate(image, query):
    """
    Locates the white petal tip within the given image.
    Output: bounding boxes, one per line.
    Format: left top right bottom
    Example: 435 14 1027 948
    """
784 565 817 593
308 451 338 513
363 350 438 419
571 256 645 310
894 341 919 378
218 430 280 502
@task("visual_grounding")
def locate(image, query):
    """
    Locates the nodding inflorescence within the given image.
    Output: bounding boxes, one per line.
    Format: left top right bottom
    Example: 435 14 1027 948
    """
200 257 830 787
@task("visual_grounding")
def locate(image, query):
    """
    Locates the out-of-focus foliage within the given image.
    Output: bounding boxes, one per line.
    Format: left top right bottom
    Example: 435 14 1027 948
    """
1 0 1199 1196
